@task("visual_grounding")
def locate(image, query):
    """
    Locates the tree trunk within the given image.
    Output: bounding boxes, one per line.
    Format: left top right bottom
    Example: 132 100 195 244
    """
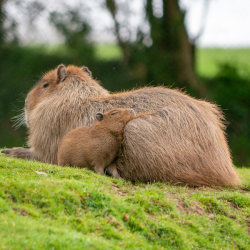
0 0 5 49
105 0 130 66
151 0 208 96
106 0 209 97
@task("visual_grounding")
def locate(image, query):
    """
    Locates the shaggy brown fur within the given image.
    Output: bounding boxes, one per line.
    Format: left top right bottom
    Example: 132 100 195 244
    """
58 108 135 178
2 64 240 186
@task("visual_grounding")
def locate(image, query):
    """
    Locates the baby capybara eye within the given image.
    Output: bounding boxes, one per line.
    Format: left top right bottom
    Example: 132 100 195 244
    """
111 111 118 115
96 113 103 121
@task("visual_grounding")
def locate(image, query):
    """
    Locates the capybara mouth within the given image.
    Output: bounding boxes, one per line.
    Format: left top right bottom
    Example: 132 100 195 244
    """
25 109 29 128
12 109 27 129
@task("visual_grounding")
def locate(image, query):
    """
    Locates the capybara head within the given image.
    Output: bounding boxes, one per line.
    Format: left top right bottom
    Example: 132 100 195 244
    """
24 64 108 127
95 108 136 131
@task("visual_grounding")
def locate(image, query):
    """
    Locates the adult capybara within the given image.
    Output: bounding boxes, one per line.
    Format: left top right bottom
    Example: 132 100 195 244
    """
2 64 240 186
58 108 135 178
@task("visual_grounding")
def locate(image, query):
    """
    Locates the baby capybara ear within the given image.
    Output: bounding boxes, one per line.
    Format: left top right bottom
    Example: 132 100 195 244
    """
129 109 136 116
81 66 92 77
57 64 67 83
96 113 103 121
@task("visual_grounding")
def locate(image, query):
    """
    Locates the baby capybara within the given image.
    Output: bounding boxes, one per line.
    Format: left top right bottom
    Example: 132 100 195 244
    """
57 108 135 178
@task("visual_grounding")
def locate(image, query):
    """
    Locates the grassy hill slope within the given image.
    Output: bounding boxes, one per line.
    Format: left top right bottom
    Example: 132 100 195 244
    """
0 153 250 250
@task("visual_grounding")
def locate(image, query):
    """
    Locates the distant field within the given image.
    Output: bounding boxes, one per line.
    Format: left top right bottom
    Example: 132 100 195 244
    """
196 48 250 79
93 44 250 79
94 44 123 61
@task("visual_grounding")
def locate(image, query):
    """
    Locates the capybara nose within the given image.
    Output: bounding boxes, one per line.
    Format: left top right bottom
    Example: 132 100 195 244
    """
1 149 6 153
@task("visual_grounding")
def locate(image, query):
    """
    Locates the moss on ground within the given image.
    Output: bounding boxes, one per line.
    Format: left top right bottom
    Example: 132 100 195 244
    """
0 153 249 250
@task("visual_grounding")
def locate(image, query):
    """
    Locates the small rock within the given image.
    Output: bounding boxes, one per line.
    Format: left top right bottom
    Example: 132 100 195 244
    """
35 171 48 177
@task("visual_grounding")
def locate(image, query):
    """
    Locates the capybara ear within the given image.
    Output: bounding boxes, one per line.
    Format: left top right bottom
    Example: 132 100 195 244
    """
57 64 67 83
96 113 103 121
81 66 92 77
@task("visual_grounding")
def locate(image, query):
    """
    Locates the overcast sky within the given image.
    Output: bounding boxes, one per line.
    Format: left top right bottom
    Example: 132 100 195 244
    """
183 0 250 47
5 0 250 47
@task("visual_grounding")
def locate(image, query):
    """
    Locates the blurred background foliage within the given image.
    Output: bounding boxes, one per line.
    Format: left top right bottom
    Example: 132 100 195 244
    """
0 0 249 166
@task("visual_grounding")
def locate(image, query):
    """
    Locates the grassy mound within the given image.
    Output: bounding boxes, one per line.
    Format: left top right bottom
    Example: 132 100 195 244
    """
0 153 250 250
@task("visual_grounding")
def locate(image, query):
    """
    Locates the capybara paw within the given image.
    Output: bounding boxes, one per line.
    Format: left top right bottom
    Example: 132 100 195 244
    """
1 147 28 158
111 170 121 179
112 173 121 179
105 164 121 179
1 148 13 155
94 167 105 176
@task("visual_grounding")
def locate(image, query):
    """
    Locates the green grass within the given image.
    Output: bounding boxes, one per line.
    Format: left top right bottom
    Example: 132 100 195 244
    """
94 44 123 61
196 48 250 79
92 44 250 79
36 43 123 61
17 43 124 62
0 153 250 250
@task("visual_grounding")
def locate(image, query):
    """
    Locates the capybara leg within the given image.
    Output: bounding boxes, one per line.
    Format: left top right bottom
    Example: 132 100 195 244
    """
94 165 105 176
1 147 34 160
106 163 121 179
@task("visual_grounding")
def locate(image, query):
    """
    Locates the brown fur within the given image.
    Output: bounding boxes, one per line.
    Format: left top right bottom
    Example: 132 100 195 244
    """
58 108 135 178
4 64 240 186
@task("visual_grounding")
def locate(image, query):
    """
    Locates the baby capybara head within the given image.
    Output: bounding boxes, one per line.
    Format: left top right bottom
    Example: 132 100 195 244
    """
95 108 136 131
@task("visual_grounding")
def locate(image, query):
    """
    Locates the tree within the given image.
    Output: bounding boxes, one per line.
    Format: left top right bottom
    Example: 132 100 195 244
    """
49 7 94 60
106 0 209 97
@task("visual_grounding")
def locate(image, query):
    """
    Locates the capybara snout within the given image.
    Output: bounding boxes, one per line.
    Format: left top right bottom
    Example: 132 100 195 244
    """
58 108 135 178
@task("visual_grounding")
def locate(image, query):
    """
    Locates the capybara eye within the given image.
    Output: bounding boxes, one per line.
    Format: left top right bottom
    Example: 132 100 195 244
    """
42 83 49 89
111 111 118 115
